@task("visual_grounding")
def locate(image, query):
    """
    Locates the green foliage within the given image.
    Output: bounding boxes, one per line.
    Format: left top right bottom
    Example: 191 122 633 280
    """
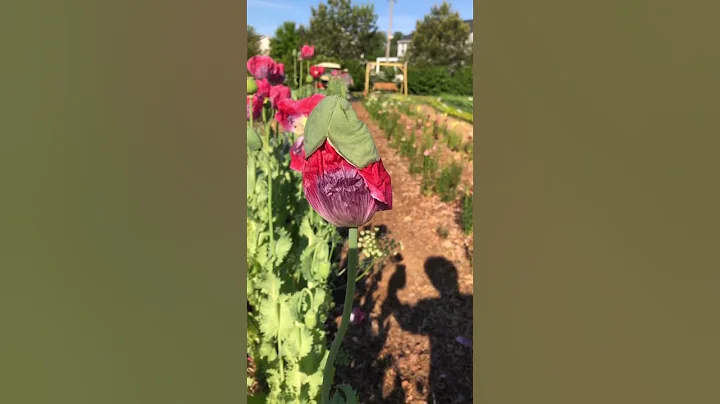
308 0 383 61
270 22 305 87
460 191 473 235
340 58 365 91
248 25 262 59
324 77 349 99
247 116 341 403
435 162 463 202
421 154 438 194
405 1 471 68
407 66 473 97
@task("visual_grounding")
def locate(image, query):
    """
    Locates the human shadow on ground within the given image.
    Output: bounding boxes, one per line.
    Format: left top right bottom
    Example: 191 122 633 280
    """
382 256 474 403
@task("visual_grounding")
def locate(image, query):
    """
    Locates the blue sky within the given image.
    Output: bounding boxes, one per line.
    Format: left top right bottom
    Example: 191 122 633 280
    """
247 0 474 37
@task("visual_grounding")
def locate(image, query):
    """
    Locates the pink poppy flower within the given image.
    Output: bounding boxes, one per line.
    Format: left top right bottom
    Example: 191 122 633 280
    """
247 55 285 85
269 85 291 108
423 149 431 156
276 94 326 133
246 94 264 121
300 45 314 59
255 78 271 98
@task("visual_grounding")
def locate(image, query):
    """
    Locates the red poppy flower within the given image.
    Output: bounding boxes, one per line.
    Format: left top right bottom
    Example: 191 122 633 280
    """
289 136 305 172
255 78 271 98
247 55 285 85
302 140 392 227
275 94 325 133
300 45 314 59
269 85 291 108
300 96 392 227
309 65 324 78
246 94 264 121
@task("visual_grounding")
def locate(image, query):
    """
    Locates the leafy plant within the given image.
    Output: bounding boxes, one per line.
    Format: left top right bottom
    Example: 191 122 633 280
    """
435 162 463 202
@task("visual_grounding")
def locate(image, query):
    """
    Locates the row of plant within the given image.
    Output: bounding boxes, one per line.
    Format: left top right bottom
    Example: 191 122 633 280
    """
364 94 473 235
246 48 393 404
404 94 474 124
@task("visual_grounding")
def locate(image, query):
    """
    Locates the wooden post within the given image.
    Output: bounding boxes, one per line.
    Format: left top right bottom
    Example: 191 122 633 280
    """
404 62 408 96
364 63 372 96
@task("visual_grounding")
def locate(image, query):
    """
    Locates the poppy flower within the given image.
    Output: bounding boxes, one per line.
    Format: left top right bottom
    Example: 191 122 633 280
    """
255 78 271 98
246 94 264 121
300 96 392 228
309 65 324 78
300 45 314 59
268 85 291 108
289 136 305 172
247 55 285 85
276 93 325 134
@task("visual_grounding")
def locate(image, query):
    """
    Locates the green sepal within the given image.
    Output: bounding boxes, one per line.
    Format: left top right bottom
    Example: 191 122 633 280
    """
247 125 263 151
303 95 380 169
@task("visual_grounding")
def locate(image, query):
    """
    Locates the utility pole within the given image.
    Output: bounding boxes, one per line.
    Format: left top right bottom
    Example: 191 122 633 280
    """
385 0 394 60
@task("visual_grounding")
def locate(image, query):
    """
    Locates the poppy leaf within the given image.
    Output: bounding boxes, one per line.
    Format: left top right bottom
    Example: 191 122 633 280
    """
303 95 380 169
247 125 263 151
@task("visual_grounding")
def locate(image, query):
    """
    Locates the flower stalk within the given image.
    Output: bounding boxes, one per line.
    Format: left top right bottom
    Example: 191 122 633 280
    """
320 227 358 404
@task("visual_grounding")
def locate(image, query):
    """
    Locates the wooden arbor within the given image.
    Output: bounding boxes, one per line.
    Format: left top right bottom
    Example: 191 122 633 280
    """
363 61 408 96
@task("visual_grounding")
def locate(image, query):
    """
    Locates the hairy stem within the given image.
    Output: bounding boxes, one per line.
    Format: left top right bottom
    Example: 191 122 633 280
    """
320 227 358 404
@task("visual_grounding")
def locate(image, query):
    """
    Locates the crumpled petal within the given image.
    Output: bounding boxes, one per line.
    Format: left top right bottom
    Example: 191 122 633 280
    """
289 136 305 172
302 141 386 227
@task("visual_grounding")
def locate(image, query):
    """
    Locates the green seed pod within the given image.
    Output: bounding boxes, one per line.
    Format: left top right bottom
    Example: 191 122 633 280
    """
247 77 257 94
304 312 316 328
305 74 314 84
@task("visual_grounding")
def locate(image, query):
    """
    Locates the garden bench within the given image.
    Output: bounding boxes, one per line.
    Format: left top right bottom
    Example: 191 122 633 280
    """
372 82 399 92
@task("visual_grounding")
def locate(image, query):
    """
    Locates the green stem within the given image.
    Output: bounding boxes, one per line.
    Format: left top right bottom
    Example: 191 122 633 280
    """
249 96 254 128
320 227 358 404
294 56 298 88
262 105 281 381
262 106 274 257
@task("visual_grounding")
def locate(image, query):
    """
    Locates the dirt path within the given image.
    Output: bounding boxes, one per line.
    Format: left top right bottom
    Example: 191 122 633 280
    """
333 102 474 403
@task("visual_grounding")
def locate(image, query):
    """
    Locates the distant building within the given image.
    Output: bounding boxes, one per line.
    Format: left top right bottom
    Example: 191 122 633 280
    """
396 34 412 58
258 35 271 55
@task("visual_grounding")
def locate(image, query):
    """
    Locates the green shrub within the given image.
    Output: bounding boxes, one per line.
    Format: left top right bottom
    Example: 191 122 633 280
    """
408 66 472 96
446 131 462 151
421 155 438 194
435 163 463 202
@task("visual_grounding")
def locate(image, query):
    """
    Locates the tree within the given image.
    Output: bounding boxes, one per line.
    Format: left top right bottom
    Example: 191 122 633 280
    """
269 22 307 86
247 25 262 59
308 0 384 61
405 1 470 68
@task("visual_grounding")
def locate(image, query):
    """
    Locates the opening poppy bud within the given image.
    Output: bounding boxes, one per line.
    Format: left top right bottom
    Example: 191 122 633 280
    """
247 77 257 94
301 96 392 228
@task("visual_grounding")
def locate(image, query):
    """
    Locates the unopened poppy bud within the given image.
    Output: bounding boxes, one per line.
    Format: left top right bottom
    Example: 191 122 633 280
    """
247 77 257 94
305 74 314 84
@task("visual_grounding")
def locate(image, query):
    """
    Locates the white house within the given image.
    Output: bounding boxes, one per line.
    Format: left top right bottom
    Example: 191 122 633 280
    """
258 35 271 55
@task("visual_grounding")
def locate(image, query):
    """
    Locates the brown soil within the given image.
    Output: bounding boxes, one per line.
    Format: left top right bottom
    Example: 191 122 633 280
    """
331 102 474 403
